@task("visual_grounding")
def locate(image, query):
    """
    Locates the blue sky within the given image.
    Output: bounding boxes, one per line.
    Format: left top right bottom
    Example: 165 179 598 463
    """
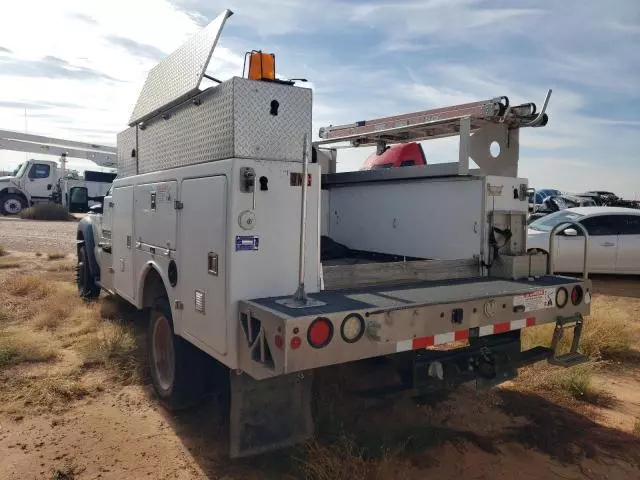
0 0 638 197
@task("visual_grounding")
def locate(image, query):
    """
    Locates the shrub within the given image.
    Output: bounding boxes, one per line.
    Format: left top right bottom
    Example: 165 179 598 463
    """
19 204 73 221
0 330 56 367
6 274 52 299
80 322 138 383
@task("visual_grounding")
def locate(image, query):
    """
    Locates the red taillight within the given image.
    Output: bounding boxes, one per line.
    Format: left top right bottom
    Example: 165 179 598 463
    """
571 285 583 305
290 336 302 349
307 317 333 349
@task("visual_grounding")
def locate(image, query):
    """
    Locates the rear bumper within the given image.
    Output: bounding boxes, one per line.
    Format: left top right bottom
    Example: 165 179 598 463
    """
238 275 591 380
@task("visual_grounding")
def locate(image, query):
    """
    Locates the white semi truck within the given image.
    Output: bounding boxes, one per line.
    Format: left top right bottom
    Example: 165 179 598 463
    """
76 9 593 458
0 130 116 215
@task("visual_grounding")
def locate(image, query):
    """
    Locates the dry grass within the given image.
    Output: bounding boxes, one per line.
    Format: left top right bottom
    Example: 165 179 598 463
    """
47 263 76 273
516 359 615 407
0 253 142 419
32 284 78 331
79 322 139 383
34 306 71 331
0 261 21 269
2 375 91 412
51 463 78 480
99 296 121 320
0 308 12 324
633 419 640 437
551 365 612 405
5 274 52 299
522 299 638 359
296 438 410 480
18 204 73 221
47 252 67 261
0 330 57 367
507 297 638 406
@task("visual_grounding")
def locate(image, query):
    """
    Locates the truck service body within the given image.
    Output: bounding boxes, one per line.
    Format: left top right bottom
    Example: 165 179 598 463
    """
76 9 592 457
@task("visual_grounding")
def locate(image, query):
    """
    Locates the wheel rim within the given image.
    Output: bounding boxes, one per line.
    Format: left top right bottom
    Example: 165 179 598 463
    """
4 198 22 214
152 314 175 392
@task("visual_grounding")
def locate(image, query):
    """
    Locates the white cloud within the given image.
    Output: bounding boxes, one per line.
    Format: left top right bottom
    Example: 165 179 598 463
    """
0 0 638 200
0 0 242 171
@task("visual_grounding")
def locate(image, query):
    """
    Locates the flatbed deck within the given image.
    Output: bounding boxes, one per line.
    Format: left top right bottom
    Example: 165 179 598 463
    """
251 275 577 318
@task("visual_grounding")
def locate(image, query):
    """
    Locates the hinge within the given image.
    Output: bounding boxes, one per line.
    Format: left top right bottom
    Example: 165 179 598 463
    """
174 300 184 310
174 200 183 210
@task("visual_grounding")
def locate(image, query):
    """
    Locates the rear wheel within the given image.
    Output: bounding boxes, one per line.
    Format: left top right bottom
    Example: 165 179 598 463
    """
148 296 211 411
0 194 26 215
76 245 100 299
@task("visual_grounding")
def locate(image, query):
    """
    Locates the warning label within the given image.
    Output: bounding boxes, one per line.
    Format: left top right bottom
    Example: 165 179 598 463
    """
513 288 555 312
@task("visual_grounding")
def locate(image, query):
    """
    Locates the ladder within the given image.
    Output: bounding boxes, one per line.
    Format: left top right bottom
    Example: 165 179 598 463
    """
315 90 551 149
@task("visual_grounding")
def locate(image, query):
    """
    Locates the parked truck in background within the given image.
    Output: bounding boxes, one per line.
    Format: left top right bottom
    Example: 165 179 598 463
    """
0 130 116 215
75 9 594 458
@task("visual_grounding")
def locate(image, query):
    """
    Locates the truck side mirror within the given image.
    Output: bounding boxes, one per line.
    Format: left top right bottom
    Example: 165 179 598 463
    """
69 186 89 213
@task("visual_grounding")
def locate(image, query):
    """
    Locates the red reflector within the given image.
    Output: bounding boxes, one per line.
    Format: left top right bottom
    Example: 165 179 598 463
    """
307 317 333 348
494 322 511 334
526 317 536 327
454 329 469 341
571 286 583 305
290 336 301 349
275 334 284 349
413 336 434 349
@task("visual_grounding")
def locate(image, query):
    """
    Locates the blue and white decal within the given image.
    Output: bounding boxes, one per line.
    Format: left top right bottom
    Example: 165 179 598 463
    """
235 235 259 251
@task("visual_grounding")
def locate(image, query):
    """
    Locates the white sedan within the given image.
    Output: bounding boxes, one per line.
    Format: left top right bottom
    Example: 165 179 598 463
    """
527 207 640 274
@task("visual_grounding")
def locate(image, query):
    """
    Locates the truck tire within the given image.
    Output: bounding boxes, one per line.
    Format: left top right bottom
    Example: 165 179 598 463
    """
0 193 26 215
148 296 209 411
76 245 100 299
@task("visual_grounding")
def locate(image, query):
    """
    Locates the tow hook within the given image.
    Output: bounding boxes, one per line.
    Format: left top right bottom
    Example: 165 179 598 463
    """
470 346 497 379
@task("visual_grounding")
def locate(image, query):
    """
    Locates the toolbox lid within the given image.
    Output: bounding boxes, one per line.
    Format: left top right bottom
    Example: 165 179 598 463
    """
128 9 233 126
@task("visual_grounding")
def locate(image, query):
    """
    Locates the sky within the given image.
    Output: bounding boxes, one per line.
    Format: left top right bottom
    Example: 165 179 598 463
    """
0 0 638 197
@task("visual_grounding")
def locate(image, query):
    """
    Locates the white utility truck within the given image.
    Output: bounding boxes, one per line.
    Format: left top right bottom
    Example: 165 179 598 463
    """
0 130 117 215
76 9 593 458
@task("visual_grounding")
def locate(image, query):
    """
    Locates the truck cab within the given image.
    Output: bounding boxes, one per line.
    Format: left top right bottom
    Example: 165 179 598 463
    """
0 159 58 215
360 142 426 170
0 130 117 215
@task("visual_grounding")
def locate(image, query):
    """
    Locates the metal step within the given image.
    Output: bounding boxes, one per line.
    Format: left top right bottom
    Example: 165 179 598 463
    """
549 352 589 368
548 314 589 368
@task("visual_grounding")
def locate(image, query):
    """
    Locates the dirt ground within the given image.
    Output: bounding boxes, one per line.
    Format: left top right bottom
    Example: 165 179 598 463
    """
1 219 640 479
0 216 79 254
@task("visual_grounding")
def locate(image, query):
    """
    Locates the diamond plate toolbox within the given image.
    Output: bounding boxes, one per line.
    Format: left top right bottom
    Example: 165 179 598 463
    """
117 126 138 177
135 77 312 175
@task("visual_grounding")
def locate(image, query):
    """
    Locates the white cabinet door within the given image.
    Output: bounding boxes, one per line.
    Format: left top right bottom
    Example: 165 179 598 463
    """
615 215 640 274
178 176 227 355
112 186 135 300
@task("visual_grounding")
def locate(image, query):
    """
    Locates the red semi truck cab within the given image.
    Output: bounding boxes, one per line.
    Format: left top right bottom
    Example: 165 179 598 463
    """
360 142 426 170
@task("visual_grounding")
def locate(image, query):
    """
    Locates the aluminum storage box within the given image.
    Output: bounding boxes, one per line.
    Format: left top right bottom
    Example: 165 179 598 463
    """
115 77 312 177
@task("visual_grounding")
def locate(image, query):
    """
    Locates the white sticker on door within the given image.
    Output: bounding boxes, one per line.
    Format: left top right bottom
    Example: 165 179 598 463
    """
514 288 555 312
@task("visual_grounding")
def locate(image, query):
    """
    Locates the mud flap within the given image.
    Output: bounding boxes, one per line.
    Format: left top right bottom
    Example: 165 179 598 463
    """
229 371 313 458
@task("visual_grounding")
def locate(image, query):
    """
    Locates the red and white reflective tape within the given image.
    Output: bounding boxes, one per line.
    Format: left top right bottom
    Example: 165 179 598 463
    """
396 317 536 352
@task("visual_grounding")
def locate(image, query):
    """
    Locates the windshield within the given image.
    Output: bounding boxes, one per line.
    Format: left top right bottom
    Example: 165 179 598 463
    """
12 163 28 177
529 210 585 232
